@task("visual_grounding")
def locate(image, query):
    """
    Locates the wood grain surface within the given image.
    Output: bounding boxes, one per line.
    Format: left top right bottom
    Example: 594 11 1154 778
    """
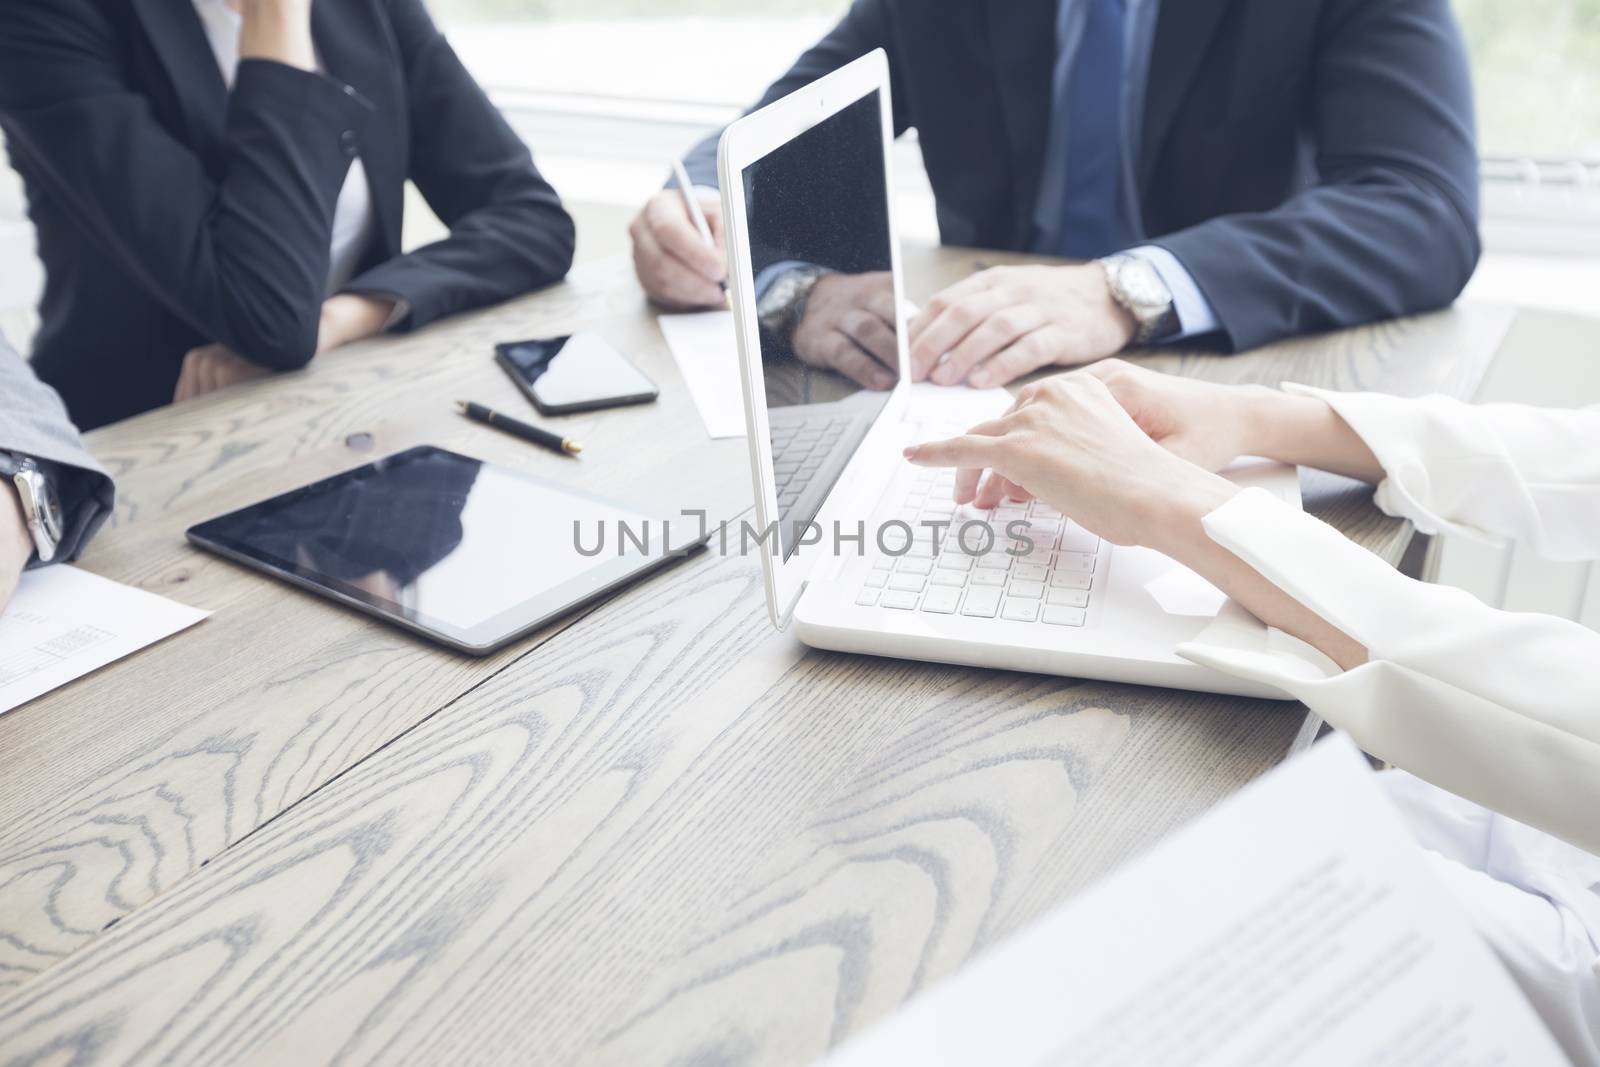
0 245 1522 1066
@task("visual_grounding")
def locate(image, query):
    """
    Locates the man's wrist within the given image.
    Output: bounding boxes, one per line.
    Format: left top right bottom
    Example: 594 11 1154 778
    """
1077 265 1138 353
1098 255 1176 346
1103 296 1138 351
1 481 33 570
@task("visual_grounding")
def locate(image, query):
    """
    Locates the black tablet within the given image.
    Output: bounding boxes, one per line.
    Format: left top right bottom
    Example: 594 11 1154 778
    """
187 446 706 655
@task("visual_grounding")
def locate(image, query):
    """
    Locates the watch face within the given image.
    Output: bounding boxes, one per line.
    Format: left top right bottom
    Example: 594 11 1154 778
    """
1119 259 1169 309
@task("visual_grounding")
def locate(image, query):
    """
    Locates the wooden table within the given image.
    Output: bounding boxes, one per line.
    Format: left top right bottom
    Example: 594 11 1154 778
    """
0 245 1519 1065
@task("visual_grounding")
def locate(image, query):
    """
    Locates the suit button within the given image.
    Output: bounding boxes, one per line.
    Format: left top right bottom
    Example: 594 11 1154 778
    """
339 129 359 158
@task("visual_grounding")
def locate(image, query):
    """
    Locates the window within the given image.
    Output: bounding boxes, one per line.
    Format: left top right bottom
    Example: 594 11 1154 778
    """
428 0 1600 255
431 0 847 107
1454 0 1600 164
435 0 1600 163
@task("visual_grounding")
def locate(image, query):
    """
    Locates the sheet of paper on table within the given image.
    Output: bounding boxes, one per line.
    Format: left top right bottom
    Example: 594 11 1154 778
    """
657 310 747 439
821 735 1567 1067
0 566 209 715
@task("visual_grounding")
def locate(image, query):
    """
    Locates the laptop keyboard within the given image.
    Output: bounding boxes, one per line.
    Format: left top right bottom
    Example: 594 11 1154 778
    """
855 467 1101 627
771 414 854 511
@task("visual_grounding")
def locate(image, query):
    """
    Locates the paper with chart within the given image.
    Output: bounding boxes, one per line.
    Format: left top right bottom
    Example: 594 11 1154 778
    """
0 566 209 714
657 310 747 439
822 736 1568 1067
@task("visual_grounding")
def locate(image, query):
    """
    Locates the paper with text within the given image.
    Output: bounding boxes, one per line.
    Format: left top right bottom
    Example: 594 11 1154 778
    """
0 566 209 714
822 736 1568 1067
657 310 747 439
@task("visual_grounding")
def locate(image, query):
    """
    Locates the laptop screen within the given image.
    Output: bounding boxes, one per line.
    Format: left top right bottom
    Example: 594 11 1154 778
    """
741 90 900 559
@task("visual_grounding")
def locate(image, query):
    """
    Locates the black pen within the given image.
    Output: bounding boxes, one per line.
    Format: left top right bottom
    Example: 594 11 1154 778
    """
456 401 582 456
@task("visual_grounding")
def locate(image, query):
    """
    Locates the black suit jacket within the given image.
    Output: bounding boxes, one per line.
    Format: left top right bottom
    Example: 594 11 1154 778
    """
685 0 1480 353
0 0 576 429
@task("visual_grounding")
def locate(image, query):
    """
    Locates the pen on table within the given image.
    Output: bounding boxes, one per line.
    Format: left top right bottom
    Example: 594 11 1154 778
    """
455 401 582 457
670 157 728 297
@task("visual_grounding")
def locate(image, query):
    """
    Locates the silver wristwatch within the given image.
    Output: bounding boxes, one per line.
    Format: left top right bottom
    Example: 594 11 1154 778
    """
0 452 64 564
757 265 827 342
1099 254 1179 346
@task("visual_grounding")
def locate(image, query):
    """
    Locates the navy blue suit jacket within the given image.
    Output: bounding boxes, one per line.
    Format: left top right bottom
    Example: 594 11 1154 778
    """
686 0 1481 354
0 0 576 429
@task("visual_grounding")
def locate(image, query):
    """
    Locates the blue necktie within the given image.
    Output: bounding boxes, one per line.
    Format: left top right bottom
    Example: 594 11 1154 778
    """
1057 0 1127 259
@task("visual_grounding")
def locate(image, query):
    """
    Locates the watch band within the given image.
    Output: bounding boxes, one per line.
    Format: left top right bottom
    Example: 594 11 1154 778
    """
1100 255 1179 346
1134 304 1180 346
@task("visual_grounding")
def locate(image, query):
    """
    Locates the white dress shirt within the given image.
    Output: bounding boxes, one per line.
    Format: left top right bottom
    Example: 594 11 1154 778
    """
1183 386 1600 1062
192 0 375 294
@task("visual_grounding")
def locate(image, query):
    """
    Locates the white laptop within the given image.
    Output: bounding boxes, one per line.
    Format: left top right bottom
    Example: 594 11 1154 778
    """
717 49 1300 699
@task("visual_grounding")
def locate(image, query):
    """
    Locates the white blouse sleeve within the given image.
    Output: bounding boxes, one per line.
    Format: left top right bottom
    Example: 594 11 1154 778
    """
1283 384 1600 561
1177 488 1600 856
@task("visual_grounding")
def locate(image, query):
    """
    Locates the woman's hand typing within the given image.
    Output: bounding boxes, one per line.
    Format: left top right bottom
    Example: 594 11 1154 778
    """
903 366 1368 671
902 370 1237 554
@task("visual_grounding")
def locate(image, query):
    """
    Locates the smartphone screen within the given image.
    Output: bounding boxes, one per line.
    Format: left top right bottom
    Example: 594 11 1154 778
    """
496 334 658 415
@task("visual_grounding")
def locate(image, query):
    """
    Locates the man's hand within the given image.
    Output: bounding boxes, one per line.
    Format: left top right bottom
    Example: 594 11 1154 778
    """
907 264 1135 388
174 344 268 403
0 483 32 612
790 271 898 390
629 189 727 310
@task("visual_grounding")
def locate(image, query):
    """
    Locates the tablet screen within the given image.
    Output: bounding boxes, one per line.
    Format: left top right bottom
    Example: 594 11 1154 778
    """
190 447 667 635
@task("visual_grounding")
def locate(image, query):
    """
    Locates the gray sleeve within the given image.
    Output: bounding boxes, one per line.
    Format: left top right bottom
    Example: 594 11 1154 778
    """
0 335 114 562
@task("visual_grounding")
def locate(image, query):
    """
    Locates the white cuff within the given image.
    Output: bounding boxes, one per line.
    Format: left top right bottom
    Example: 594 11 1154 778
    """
1305 385 1600 563
1179 489 1600 858
1174 488 1369 690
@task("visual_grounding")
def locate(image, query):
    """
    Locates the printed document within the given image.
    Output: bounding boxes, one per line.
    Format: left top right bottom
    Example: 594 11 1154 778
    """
823 736 1568 1067
657 310 747 439
0 566 209 714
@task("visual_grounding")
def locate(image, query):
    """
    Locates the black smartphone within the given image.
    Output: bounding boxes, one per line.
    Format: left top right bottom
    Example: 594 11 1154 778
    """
494 334 659 416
